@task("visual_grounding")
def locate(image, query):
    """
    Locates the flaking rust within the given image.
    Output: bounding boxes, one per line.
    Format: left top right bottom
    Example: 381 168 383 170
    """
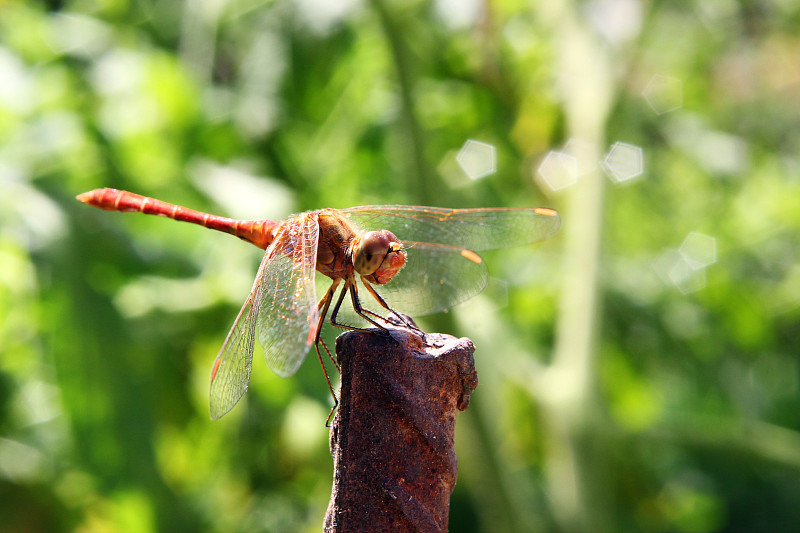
324 316 478 533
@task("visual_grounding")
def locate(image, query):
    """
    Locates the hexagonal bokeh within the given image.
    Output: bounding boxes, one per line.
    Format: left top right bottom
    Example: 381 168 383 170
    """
642 74 683 115
602 142 643 183
654 248 707 295
669 255 707 295
456 139 497 180
536 150 578 191
679 232 717 270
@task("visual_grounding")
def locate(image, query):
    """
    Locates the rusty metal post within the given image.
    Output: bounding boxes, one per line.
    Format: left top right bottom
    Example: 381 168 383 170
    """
323 318 478 533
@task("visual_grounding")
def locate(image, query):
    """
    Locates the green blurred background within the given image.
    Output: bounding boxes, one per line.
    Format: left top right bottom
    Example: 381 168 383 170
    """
2 0 800 531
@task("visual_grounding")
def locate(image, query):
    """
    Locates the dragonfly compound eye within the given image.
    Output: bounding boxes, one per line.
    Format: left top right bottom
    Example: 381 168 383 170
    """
354 231 391 275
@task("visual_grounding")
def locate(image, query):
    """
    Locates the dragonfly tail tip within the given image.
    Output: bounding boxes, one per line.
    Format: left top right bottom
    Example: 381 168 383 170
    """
76 191 94 204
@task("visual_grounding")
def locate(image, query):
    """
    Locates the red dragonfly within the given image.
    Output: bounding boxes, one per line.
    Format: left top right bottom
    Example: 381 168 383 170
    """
77 188 560 419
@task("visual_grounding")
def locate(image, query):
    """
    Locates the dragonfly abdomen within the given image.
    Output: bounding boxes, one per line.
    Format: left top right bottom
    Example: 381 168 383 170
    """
76 188 278 250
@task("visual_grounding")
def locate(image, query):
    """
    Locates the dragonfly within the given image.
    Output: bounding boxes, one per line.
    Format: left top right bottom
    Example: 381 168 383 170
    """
77 188 560 420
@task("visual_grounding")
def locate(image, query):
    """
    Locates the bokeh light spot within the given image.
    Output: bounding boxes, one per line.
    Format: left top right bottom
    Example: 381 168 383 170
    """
679 232 717 270
48 13 112 58
434 0 483 30
642 74 683 115
456 139 497 180
586 0 643 44
602 142 643 183
655 232 716 294
665 115 749 175
654 248 707 295
537 150 578 191
0 49 35 114
669 257 707 295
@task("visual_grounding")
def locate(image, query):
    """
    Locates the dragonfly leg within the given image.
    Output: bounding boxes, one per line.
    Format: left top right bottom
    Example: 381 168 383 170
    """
313 337 338 423
312 282 340 426
329 278 390 335
312 334 340 428
347 279 391 332
328 281 351 328
316 280 341 372
325 396 339 427
318 278 340 311
360 276 422 332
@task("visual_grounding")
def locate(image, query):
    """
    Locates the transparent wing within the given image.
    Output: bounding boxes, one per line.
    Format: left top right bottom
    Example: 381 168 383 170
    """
342 205 559 316
208 214 319 419
375 241 488 316
341 205 561 252
255 213 319 378
209 259 264 420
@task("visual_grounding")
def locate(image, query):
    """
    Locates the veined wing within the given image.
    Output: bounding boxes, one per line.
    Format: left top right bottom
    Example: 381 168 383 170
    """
255 213 319 378
208 213 319 419
371 241 489 316
209 256 266 420
343 205 559 316
341 205 560 252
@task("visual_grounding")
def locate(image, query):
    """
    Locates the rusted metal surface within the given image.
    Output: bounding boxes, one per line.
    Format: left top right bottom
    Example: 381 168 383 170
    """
324 317 478 533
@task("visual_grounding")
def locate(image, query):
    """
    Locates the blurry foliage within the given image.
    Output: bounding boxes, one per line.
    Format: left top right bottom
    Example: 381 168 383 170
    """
2 0 800 531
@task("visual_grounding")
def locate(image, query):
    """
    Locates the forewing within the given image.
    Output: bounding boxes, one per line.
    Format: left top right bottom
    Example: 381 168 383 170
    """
375 241 488 316
209 260 264 420
341 205 561 252
255 213 320 378
342 205 559 316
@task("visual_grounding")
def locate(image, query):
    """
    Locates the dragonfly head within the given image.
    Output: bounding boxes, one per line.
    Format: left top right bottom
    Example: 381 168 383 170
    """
353 230 406 285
